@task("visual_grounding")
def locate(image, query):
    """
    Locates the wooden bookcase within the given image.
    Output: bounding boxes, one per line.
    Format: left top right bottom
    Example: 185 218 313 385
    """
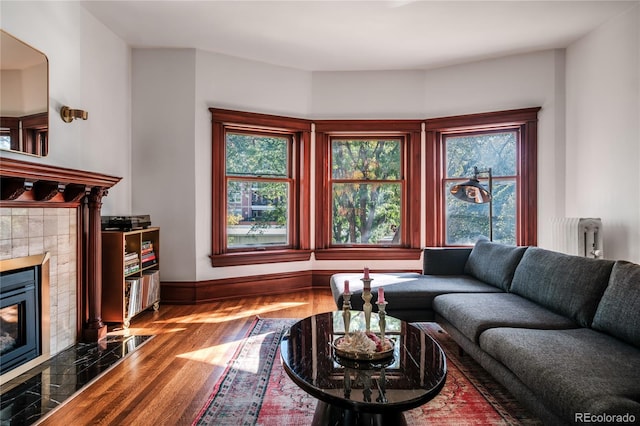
102 227 160 328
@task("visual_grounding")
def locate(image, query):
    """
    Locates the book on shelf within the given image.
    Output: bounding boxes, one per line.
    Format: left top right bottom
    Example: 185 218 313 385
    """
141 247 157 269
124 251 140 275
125 264 140 275
125 251 138 261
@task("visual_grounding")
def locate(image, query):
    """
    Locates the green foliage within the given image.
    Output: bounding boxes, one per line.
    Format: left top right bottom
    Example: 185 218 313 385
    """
446 132 517 245
331 139 401 245
225 132 290 247
226 132 288 177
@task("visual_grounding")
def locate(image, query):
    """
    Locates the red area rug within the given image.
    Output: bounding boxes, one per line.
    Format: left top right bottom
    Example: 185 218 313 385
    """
193 318 540 425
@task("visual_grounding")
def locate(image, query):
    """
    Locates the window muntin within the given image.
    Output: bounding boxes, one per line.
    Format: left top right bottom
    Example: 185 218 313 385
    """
443 131 518 245
225 132 292 249
330 138 403 246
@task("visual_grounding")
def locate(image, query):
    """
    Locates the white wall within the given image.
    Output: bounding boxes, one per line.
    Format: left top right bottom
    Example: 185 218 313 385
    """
0 1 131 215
193 51 313 280
131 48 198 281
130 47 565 281
310 70 427 119
566 4 640 262
434 50 569 251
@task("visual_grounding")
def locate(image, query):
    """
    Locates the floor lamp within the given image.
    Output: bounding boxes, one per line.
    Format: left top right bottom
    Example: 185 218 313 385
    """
450 166 493 241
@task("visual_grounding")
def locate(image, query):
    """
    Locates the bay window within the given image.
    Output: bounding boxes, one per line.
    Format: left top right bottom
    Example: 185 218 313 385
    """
425 108 540 247
210 109 311 266
315 120 422 260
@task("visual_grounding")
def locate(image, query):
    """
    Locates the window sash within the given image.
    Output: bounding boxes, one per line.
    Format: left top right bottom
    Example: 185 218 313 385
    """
328 137 405 247
226 178 292 249
425 107 539 247
210 108 312 267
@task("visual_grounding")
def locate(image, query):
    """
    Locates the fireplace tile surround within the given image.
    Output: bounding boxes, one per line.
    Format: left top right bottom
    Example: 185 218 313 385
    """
1 207 77 355
0 157 121 381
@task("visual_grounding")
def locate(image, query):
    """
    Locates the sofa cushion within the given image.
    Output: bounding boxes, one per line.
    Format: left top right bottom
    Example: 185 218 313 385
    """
423 247 472 275
463 239 527 291
330 272 501 312
479 327 640 423
433 293 578 342
592 261 640 348
510 247 615 327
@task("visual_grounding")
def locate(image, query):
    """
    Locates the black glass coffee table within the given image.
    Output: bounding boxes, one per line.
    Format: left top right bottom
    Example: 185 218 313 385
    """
280 311 447 425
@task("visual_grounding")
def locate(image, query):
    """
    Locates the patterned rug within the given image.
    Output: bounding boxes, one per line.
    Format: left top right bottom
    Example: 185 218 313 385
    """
193 318 541 425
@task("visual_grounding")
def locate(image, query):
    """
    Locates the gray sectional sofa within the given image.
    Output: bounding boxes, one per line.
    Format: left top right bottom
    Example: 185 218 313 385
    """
330 240 640 425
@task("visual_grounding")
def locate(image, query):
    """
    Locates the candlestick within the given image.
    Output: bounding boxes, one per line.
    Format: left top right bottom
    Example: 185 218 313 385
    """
376 368 387 403
361 277 372 331
342 292 352 335
376 300 388 345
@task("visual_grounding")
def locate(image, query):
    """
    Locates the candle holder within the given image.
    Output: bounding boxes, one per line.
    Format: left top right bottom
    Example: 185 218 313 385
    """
376 367 387 403
342 292 352 335
376 300 388 343
361 278 373 331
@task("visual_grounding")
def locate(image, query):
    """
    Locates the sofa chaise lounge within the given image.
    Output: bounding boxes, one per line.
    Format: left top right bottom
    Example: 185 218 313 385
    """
330 240 640 425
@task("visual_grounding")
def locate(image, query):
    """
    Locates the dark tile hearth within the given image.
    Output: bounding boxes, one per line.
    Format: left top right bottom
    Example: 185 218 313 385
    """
0 335 152 426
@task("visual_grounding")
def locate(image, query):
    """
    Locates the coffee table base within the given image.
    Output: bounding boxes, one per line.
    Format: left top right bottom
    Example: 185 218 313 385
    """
312 400 407 426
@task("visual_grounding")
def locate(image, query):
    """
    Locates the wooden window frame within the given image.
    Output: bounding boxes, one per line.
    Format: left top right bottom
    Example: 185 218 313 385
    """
314 120 423 260
425 107 540 247
209 108 312 266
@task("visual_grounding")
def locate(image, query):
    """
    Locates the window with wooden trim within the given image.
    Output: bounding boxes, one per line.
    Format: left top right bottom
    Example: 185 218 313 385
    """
315 121 422 260
209 108 312 266
425 107 540 247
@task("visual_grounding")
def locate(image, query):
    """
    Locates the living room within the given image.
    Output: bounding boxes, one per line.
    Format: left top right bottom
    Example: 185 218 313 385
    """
1 1 639 424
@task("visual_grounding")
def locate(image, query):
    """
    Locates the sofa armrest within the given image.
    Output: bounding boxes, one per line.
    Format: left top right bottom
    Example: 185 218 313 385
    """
423 247 472 275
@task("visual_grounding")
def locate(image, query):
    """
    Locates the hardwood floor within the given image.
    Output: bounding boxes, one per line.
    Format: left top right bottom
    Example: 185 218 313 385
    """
40 288 337 426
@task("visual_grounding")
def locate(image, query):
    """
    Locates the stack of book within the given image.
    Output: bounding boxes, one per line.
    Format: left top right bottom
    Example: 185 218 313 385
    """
124 252 140 275
141 240 157 268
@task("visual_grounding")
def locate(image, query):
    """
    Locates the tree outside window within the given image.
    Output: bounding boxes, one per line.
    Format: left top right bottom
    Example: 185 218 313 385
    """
226 132 291 248
315 120 422 260
331 138 402 245
210 108 312 267
426 107 539 247
444 131 517 245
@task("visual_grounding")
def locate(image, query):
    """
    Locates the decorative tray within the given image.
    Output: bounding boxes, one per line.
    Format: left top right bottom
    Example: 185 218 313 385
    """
331 335 394 361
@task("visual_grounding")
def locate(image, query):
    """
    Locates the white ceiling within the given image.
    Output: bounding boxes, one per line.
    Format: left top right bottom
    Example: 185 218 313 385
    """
82 0 637 72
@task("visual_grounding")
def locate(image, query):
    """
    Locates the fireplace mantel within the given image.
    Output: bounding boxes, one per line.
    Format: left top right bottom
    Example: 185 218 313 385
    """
0 157 121 342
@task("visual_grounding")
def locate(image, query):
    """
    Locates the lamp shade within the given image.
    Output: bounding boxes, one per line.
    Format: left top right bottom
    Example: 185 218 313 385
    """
450 178 492 204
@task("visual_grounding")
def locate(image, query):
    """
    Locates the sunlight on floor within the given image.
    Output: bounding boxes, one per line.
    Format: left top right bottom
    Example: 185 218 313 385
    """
176 332 270 373
152 302 307 324
109 326 187 336
176 339 242 365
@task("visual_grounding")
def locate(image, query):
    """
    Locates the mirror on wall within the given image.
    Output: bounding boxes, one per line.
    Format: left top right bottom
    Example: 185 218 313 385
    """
0 30 49 157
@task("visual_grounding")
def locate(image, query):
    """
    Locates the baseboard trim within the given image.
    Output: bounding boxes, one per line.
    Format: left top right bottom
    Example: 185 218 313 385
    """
161 268 420 304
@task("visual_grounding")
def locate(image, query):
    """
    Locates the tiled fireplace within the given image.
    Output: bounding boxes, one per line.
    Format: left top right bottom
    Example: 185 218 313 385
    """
1 208 76 358
0 157 120 382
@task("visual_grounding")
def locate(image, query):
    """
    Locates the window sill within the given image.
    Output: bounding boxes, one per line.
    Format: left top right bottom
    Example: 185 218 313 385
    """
314 248 422 261
210 249 312 267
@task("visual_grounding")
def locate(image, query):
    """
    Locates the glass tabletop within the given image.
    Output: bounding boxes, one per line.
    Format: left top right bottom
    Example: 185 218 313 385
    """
280 311 447 414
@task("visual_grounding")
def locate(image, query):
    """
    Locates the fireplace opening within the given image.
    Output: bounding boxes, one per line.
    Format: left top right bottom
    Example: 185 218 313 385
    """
0 267 41 375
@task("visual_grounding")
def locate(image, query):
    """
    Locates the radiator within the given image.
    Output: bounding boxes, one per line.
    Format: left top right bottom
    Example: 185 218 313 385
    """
551 218 603 258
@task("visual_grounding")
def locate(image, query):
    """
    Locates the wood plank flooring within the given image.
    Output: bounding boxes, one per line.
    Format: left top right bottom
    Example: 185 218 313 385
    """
39 288 337 426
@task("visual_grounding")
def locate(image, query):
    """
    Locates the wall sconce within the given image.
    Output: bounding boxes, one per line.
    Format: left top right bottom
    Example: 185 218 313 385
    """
60 106 88 123
450 166 493 241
